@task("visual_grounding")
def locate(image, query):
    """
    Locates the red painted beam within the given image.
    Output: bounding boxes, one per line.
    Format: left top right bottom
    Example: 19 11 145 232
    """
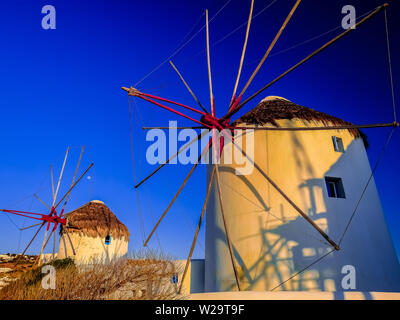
139 92 207 116
137 95 212 128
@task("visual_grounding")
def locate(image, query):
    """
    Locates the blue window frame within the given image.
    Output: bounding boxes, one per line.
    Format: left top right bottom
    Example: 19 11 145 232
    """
171 274 178 284
105 235 112 245
332 136 345 153
325 177 346 199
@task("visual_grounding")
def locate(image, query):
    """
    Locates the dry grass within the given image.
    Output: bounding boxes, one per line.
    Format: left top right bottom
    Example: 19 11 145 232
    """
0 251 186 300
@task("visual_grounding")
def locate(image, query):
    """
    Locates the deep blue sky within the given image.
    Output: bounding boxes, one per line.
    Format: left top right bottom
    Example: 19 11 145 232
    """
0 0 399 261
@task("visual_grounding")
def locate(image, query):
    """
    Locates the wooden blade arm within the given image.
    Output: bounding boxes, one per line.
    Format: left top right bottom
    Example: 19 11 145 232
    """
179 166 216 293
214 163 242 291
33 193 51 211
20 222 43 231
14 222 45 266
52 147 70 208
206 9 215 117
135 130 209 189
143 138 212 247
229 0 254 110
169 60 208 114
232 122 399 131
234 0 301 106
223 3 389 121
56 163 94 211
64 228 76 256
59 146 85 214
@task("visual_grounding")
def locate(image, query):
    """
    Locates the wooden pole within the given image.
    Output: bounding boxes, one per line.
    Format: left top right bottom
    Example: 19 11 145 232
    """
142 126 205 130
64 228 76 256
223 3 389 121
20 222 42 231
50 165 55 203
38 228 49 265
229 0 254 111
143 140 212 247
233 122 399 131
60 146 85 213
56 163 94 210
206 9 215 117
52 147 70 208
135 130 209 189
236 0 301 101
36 228 56 265
122 87 206 116
14 222 45 266
136 94 211 128
33 193 51 210
179 166 216 294
169 60 208 114
214 164 242 290
52 230 56 260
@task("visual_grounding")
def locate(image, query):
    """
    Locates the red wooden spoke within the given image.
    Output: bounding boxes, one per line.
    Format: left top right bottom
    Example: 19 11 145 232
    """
138 91 206 116
228 95 242 115
1 209 45 216
137 95 212 128
1 208 66 227
1 210 45 221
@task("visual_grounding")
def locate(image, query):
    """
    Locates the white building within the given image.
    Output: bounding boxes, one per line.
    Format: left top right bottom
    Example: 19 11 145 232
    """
58 200 129 264
203 96 400 293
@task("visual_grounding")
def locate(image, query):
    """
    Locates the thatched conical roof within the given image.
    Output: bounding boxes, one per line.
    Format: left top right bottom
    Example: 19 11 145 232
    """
233 96 367 145
62 200 130 240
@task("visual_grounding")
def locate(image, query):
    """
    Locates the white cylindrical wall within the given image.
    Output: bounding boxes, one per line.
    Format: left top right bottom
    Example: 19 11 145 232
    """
205 118 400 292
58 233 128 264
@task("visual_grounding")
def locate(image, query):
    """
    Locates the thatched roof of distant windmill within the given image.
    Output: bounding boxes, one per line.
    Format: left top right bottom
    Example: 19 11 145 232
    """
62 200 130 240
233 96 368 146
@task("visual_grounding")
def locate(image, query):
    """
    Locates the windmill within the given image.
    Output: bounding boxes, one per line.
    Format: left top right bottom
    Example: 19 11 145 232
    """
0 147 94 265
122 1 398 293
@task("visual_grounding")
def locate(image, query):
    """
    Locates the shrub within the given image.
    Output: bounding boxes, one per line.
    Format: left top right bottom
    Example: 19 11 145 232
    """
0 252 185 300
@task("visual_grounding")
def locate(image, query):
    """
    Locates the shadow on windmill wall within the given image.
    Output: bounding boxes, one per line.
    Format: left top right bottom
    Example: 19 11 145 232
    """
208 136 400 294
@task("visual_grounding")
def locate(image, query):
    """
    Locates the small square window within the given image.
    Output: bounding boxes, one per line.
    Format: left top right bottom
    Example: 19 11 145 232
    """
325 177 346 198
171 274 178 284
332 136 344 153
105 235 112 245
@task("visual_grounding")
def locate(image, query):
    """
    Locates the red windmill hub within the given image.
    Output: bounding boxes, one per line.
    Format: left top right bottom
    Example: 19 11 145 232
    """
0 208 66 231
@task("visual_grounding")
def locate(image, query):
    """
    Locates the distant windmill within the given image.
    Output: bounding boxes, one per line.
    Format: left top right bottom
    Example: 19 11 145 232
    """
1 147 94 265
122 1 398 293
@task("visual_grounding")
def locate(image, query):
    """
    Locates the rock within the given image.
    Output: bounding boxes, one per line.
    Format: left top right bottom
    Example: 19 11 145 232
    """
0 254 13 262
0 276 16 290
